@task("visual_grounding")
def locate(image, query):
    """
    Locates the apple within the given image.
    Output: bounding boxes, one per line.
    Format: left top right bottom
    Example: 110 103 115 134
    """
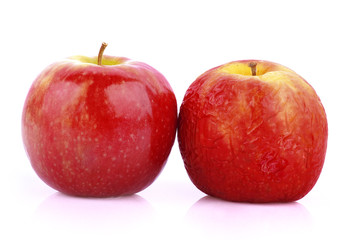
178 60 328 203
22 43 177 197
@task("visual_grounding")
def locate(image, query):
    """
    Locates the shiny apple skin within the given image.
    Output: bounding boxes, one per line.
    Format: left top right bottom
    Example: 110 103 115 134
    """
22 56 177 197
178 60 328 203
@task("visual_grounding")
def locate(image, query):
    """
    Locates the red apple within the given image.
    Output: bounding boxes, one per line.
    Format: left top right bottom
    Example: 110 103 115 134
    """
22 43 177 197
178 60 328 203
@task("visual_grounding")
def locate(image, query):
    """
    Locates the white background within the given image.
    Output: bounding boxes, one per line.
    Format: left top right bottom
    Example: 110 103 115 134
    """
1 0 340 239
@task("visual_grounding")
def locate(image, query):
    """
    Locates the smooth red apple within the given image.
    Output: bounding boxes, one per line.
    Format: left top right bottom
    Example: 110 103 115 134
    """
22 43 177 197
178 60 328 203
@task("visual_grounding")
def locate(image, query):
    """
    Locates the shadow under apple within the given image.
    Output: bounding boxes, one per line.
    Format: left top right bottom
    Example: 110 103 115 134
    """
34 192 154 237
185 196 313 239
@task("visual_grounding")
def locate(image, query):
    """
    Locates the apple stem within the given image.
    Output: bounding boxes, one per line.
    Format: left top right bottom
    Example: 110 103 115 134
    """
249 62 257 76
98 42 108 66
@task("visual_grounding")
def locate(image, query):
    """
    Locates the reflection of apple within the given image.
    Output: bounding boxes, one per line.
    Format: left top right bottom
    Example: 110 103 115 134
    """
178 60 328 202
22 43 177 197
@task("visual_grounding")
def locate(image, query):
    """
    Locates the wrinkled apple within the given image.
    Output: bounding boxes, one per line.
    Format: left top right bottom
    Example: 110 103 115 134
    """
178 60 328 203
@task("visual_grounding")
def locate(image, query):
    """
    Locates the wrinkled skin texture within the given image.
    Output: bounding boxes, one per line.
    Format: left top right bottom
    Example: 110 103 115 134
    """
178 60 328 203
22 56 177 197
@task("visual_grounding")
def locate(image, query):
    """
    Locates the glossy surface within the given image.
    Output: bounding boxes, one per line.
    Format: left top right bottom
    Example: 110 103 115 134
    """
178 60 328 202
22 56 177 197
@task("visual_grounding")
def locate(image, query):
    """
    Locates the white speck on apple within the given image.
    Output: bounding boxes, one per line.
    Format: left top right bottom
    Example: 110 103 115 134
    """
130 134 135 141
